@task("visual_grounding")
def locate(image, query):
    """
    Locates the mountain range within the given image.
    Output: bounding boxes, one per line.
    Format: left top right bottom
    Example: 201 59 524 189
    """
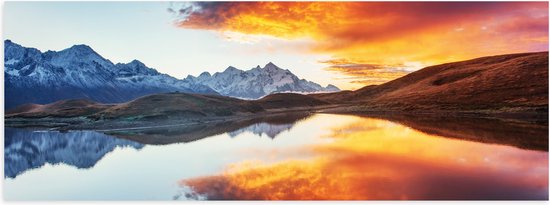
4 40 338 109
5 51 548 137
184 63 339 99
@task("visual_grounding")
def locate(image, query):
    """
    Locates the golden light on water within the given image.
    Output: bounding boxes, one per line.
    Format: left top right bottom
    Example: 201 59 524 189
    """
180 116 548 200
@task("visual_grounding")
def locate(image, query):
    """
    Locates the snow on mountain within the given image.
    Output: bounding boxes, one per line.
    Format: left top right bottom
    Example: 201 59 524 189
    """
4 40 218 109
185 62 340 99
4 40 339 109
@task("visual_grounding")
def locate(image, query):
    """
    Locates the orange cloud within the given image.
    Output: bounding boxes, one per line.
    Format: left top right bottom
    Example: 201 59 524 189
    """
171 2 548 88
320 59 412 86
179 118 548 200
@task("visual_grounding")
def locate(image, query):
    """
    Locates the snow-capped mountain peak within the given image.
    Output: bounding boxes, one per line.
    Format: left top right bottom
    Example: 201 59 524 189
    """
67 44 95 54
4 40 338 109
128 59 145 66
115 60 159 76
57 44 104 61
4 39 41 62
185 62 340 99
4 40 218 109
47 43 113 70
264 62 279 70
225 66 239 71
220 66 243 76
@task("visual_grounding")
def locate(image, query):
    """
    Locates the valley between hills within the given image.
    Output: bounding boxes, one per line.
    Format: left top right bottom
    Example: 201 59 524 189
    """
6 51 548 132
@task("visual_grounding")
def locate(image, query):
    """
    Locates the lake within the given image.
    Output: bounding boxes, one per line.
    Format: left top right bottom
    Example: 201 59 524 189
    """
4 113 548 200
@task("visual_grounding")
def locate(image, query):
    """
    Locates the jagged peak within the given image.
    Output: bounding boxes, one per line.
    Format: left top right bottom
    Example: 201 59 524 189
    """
4 39 21 51
4 39 28 50
62 44 99 56
4 40 43 60
264 62 282 71
128 59 146 67
113 59 160 76
69 44 93 51
224 66 241 73
183 74 195 81
115 59 145 67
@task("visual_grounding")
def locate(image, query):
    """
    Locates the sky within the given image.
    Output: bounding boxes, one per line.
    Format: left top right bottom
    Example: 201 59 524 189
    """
3 1 549 90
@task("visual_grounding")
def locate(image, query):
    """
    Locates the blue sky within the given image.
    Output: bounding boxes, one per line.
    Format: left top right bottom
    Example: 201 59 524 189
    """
3 2 340 88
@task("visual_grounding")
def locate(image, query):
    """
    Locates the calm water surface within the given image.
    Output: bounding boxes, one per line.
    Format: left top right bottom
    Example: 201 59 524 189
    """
4 114 548 200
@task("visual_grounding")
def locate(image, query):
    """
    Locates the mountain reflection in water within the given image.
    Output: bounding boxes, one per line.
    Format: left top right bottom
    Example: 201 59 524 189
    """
4 128 144 178
179 115 548 200
4 113 548 200
106 112 312 144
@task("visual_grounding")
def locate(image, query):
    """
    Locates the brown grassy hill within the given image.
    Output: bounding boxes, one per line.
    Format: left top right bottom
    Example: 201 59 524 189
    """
314 52 548 113
6 92 330 122
95 92 329 120
255 93 330 109
6 103 43 114
6 99 112 118
94 92 264 120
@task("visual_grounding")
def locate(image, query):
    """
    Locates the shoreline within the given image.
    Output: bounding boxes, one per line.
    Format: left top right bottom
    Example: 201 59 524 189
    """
5 104 548 131
5 107 548 151
4 106 328 131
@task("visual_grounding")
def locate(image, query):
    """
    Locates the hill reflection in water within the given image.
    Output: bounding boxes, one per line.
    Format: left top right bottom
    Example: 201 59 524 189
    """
178 114 548 200
4 113 547 200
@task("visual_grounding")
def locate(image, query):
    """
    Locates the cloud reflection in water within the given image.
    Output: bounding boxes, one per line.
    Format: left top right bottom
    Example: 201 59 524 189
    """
179 116 548 200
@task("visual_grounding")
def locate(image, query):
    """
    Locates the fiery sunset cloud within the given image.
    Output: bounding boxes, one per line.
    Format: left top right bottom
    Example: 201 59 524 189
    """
171 2 548 87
